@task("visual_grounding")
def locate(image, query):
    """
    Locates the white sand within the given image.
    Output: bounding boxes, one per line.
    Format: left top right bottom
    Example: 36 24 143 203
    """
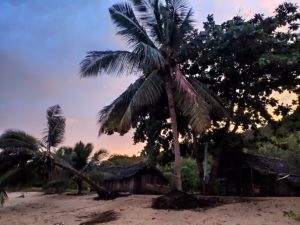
0 192 299 225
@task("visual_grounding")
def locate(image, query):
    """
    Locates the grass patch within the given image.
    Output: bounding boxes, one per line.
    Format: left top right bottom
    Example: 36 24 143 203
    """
283 210 300 222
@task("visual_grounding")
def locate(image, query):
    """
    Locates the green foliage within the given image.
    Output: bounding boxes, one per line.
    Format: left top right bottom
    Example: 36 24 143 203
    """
0 130 43 205
55 142 108 194
43 180 74 194
158 158 200 193
283 210 300 222
56 142 108 171
247 131 300 169
245 109 300 169
185 3 300 132
101 154 142 167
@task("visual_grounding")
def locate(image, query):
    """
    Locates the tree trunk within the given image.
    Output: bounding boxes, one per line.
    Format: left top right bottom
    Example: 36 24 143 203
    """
75 177 83 195
54 161 108 197
203 142 209 194
164 74 182 191
207 147 222 195
192 133 204 193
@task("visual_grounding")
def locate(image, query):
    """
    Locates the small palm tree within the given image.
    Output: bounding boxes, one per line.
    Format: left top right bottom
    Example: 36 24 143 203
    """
0 106 108 205
0 130 43 206
80 0 225 190
43 105 66 152
57 141 108 194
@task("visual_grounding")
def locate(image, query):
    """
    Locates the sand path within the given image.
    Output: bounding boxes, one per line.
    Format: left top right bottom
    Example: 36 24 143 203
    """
0 192 299 225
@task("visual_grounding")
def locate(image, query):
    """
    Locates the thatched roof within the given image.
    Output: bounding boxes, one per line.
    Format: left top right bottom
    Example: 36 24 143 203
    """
100 162 167 181
221 152 300 185
241 153 298 175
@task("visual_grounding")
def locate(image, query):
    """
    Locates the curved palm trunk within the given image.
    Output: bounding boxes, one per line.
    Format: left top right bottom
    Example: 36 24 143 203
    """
164 75 182 191
54 161 108 197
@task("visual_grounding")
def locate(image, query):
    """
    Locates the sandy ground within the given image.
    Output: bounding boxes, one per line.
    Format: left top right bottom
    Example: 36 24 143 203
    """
0 192 299 225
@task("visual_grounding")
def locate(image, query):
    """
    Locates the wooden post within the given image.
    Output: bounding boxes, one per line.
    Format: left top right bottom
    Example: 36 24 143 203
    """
250 168 255 196
203 142 208 194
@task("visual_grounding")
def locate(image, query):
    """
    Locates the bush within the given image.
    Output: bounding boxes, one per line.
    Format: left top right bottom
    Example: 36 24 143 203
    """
158 158 200 193
42 180 74 194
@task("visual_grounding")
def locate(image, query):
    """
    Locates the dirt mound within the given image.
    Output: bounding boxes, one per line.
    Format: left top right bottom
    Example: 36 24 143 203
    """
79 210 119 225
152 191 212 210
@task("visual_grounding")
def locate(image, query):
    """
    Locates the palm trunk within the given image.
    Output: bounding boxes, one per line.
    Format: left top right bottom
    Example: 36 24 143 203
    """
164 75 182 191
192 133 204 193
54 161 108 197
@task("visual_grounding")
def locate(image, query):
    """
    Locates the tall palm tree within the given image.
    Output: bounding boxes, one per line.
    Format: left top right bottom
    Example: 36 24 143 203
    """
56 141 108 194
80 0 225 190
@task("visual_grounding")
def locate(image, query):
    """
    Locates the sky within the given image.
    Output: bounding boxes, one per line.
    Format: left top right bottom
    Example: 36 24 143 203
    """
0 0 298 156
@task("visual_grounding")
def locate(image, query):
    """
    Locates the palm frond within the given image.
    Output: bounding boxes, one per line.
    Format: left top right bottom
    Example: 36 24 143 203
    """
0 130 40 173
0 130 42 199
0 162 39 189
109 2 155 48
179 8 194 38
171 68 211 133
56 146 74 162
91 149 108 164
189 77 229 119
166 0 191 21
73 142 93 170
163 0 193 48
43 105 66 150
98 78 145 135
132 42 165 69
0 130 40 152
173 65 198 100
80 51 137 77
131 0 164 44
173 87 211 134
119 70 164 132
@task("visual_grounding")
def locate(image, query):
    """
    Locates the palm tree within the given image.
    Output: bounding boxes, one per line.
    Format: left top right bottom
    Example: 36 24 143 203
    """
56 141 108 194
0 106 108 205
43 105 66 152
0 130 43 206
0 130 108 201
41 105 107 196
80 0 225 191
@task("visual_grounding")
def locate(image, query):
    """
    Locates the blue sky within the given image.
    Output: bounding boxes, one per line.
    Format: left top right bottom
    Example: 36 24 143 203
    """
0 0 297 155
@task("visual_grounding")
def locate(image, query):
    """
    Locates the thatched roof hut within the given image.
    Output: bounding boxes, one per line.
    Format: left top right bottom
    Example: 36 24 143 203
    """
99 162 168 194
240 153 300 185
218 152 300 196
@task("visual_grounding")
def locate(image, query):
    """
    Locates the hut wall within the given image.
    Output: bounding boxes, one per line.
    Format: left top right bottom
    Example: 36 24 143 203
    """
103 177 136 193
140 173 167 193
102 172 168 194
274 182 297 196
